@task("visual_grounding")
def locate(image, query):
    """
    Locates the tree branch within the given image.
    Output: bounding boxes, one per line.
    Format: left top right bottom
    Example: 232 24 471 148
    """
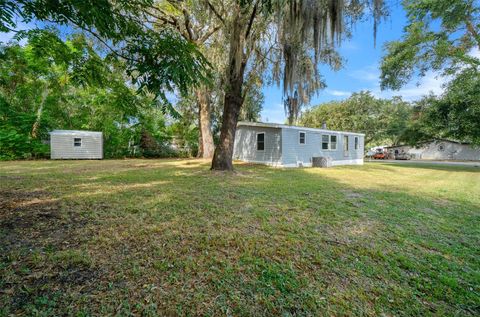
205 0 225 25
198 24 221 43
245 0 259 40
51 16 138 63
466 19 480 49
182 8 195 41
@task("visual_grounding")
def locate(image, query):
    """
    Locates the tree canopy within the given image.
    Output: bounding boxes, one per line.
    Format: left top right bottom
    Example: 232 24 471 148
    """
299 91 413 148
403 69 480 145
206 0 385 170
1 0 211 105
380 0 480 90
0 31 183 159
379 0 480 146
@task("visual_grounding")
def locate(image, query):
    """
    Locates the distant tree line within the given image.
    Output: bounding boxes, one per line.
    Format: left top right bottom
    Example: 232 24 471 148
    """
299 92 411 148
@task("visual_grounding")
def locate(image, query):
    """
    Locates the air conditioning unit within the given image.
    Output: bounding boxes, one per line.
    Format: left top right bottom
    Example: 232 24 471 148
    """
312 156 332 168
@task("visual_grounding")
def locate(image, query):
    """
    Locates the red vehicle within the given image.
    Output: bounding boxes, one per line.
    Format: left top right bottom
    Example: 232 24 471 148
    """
373 150 387 159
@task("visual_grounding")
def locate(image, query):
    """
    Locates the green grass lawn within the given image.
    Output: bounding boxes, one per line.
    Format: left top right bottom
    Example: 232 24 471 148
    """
1 159 479 316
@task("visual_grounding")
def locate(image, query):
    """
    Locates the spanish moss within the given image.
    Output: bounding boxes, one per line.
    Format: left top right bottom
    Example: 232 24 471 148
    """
278 0 384 124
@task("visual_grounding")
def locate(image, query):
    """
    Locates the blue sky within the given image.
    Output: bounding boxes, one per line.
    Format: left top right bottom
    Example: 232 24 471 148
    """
260 2 448 123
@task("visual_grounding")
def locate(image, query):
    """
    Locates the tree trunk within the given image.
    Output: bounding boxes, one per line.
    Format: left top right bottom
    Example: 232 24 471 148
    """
196 87 215 158
210 79 244 170
287 113 294 126
31 88 49 139
211 10 247 171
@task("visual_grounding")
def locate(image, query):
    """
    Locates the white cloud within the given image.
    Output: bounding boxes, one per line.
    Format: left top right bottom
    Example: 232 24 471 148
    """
345 63 449 101
0 31 17 43
340 42 359 51
0 21 34 45
369 72 448 101
349 64 380 82
468 47 480 59
327 89 351 97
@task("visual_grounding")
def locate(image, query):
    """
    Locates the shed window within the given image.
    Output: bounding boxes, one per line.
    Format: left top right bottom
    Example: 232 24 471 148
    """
74 138 82 147
257 133 265 151
322 135 329 150
299 132 306 144
354 137 359 150
330 135 337 150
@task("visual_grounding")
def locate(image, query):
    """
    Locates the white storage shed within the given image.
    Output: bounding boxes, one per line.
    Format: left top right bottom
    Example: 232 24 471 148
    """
50 130 103 159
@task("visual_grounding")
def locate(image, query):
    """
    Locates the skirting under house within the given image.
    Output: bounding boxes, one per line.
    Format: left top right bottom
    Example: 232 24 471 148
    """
233 122 364 167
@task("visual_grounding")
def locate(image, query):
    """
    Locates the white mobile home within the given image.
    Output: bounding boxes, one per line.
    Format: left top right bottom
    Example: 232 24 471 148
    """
233 122 364 167
50 130 103 159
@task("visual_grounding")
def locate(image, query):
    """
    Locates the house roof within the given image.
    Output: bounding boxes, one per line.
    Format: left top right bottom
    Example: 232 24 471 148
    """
237 121 365 136
49 130 102 136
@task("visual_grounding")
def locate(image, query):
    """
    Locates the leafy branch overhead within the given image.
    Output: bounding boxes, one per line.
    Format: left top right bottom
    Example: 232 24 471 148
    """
0 0 212 109
380 0 480 90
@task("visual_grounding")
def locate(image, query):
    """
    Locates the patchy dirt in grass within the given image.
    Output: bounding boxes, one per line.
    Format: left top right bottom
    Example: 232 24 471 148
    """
0 189 91 251
0 175 25 181
341 189 367 208
0 189 106 313
1 189 57 228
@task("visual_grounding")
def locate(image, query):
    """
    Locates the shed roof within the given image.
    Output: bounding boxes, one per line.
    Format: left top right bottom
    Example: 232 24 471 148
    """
237 121 365 136
49 130 102 136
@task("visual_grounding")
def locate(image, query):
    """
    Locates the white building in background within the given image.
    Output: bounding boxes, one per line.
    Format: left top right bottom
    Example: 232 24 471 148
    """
386 139 480 161
50 130 103 159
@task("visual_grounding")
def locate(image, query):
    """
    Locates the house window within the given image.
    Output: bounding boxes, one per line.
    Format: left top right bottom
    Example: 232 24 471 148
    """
299 132 306 144
74 138 82 147
322 135 329 150
257 133 265 151
343 135 349 151
330 135 337 150
354 137 359 150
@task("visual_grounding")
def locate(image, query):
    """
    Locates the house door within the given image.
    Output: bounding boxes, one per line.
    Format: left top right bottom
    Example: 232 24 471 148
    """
343 135 349 157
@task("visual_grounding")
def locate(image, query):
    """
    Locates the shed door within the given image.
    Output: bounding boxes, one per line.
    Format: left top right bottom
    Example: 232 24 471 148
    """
343 135 349 157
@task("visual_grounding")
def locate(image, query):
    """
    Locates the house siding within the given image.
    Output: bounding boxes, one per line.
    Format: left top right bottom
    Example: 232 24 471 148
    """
233 126 282 165
50 133 103 159
281 129 364 166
